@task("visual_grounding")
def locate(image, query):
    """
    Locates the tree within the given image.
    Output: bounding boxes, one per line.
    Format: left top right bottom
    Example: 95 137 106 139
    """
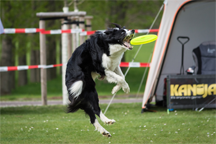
0 35 15 95
0 2 16 95
30 0 40 83
18 42 28 86
45 0 62 80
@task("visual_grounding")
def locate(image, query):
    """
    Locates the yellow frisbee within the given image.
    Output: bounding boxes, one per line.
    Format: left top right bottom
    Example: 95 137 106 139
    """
130 34 158 45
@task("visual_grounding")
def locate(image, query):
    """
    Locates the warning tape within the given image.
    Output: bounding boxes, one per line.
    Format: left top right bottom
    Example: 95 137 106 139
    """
0 62 150 72
3 28 158 35
120 62 150 68
0 64 63 72
3 28 84 34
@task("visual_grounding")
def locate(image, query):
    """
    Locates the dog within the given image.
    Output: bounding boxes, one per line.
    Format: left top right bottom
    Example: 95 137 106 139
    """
65 23 135 137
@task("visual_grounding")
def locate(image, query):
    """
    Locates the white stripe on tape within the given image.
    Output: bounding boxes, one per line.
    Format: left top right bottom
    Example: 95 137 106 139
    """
80 31 87 36
0 67 8 72
50 30 61 34
4 29 15 33
38 65 46 68
137 29 149 33
129 62 140 67
44 65 54 69
71 29 82 33
25 28 37 33
98 30 106 33
17 66 29 70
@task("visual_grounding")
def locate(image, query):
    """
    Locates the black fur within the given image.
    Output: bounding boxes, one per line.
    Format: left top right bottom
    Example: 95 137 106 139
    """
65 24 134 129
66 31 110 114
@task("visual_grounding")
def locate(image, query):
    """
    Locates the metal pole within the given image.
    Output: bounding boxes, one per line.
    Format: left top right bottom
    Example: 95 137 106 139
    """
72 17 77 52
39 20 47 105
79 16 85 44
68 24 72 59
62 6 70 105
85 16 93 39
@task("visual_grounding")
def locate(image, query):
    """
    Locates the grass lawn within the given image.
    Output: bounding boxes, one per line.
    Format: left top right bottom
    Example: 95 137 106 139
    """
0 103 215 143
0 38 155 101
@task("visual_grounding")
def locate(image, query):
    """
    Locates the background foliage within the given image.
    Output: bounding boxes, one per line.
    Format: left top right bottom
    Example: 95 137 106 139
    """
0 0 163 96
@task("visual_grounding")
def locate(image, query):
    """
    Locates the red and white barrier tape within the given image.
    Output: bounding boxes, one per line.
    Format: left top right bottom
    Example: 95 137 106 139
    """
3 28 158 35
3 28 42 33
0 62 150 72
120 62 150 68
79 29 159 36
0 64 63 72
3 28 84 34
41 29 84 34
135 29 159 33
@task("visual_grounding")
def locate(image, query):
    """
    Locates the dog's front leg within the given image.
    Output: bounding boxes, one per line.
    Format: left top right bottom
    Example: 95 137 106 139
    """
105 69 130 93
111 66 126 94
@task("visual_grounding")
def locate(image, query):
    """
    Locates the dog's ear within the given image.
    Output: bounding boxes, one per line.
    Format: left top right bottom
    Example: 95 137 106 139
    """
112 23 121 29
123 26 126 29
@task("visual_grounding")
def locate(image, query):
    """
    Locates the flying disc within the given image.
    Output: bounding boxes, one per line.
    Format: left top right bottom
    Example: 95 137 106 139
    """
130 34 158 45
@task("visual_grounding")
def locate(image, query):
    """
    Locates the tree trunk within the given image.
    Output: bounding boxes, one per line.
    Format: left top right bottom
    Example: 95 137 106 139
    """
30 49 37 82
29 0 40 83
0 35 15 95
18 54 28 86
46 36 57 80
46 0 58 80
36 50 40 82
30 48 40 82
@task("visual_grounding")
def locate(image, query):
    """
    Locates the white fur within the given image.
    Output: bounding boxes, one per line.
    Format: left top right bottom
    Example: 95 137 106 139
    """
91 34 132 93
93 119 111 137
69 80 83 98
99 111 116 124
124 29 131 36
101 44 130 94
112 66 125 94
112 85 121 94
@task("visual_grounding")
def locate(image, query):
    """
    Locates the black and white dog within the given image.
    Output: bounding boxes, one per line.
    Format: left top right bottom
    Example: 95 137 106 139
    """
66 24 134 137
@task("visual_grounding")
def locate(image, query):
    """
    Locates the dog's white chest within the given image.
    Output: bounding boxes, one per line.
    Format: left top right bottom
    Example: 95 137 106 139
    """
102 44 126 71
102 54 122 71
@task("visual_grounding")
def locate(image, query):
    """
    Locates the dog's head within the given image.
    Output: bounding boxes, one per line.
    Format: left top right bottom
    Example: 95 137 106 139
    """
104 23 135 50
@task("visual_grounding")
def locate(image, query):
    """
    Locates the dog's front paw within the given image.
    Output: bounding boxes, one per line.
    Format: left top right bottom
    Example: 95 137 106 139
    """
105 119 116 125
112 85 121 94
122 83 130 94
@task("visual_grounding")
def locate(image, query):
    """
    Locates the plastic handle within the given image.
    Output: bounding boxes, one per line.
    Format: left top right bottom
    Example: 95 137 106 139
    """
177 36 190 45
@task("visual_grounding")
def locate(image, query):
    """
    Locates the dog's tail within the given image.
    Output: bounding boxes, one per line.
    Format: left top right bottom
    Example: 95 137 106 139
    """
69 80 83 98
67 80 83 113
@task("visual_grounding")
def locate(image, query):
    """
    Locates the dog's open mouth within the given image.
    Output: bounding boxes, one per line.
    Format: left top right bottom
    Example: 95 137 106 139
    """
123 34 134 50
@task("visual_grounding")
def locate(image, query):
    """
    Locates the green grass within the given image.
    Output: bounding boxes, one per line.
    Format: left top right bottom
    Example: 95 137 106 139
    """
0 103 215 143
0 38 155 101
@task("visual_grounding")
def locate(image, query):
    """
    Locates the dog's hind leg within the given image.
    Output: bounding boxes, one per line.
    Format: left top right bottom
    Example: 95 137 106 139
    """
83 106 111 137
99 111 116 125
89 90 116 125
91 101 116 125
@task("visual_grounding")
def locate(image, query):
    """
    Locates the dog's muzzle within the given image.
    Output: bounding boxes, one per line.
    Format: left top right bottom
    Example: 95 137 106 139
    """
123 33 134 50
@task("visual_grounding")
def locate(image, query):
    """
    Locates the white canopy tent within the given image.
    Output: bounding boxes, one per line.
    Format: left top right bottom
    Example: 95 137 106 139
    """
142 0 216 109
